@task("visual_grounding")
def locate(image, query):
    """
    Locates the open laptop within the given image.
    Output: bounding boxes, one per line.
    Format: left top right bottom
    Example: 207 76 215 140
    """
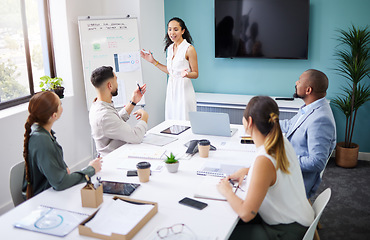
189 112 238 137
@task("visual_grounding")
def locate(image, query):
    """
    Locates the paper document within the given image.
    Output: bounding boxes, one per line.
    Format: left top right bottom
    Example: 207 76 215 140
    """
128 149 167 160
194 177 247 201
142 133 178 146
14 205 88 237
85 198 154 236
114 52 141 73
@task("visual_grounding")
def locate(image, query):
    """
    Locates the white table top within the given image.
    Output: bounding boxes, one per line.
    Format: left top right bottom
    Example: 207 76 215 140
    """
0 120 256 240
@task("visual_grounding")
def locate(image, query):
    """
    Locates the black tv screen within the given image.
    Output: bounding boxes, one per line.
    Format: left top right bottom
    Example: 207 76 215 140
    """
215 0 309 59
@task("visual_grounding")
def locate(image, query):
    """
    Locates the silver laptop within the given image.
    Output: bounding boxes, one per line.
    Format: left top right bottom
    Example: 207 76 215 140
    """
189 112 238 137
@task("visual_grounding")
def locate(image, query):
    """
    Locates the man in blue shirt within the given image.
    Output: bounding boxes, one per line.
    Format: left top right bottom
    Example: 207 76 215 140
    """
280 69 336 198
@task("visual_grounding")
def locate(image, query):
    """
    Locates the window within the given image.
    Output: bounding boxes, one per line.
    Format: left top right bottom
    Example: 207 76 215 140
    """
0 0 55 110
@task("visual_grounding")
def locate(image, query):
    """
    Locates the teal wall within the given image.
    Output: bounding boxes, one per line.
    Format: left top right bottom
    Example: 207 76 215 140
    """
164 0 370 153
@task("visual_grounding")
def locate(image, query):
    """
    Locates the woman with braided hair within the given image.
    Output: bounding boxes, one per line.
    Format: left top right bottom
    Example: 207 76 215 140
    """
217 96 314 240
22 91 101 199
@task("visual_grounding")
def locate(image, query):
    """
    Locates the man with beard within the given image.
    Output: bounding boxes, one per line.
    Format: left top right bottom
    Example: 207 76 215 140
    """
280 69 336 199
89 66 148 156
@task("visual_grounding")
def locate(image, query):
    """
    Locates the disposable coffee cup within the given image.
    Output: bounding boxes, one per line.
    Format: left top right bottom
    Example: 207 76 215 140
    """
136 162 151 183
198 139 211 158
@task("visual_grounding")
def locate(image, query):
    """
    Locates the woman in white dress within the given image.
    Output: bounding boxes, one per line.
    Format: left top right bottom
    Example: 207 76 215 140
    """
141 17 198 120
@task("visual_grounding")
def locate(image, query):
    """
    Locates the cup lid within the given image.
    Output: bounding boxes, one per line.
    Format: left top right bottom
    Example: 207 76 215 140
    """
198 139 210 146
136 161 151 169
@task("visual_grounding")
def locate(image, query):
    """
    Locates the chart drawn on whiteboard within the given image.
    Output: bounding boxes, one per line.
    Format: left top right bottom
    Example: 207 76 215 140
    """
78 17 145 109
114 52 141 72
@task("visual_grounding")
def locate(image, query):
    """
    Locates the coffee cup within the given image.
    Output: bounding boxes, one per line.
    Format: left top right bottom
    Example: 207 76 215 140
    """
198 139 211 158
136 162 151 183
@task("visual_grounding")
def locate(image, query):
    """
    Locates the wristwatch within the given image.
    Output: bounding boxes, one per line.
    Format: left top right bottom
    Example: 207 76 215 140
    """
130 100 137 106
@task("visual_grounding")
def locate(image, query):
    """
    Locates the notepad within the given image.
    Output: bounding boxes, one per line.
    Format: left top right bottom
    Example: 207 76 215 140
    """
85 198 154 236
14 205 88 237
194 177 247 201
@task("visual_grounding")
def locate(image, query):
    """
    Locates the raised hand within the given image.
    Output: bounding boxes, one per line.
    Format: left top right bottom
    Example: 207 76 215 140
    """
132 83 147 103
140 49 155 64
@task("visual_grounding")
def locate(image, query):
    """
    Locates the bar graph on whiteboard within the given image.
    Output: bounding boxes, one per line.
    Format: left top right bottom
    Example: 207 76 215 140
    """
114 52 141 73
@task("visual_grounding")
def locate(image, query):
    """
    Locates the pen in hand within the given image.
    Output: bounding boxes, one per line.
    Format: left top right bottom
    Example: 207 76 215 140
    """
137 83 143 94
228 178 244 193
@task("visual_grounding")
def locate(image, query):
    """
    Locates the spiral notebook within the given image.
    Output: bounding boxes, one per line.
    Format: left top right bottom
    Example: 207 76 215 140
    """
197 162 245 178
194 177 246 201
14 205 88 237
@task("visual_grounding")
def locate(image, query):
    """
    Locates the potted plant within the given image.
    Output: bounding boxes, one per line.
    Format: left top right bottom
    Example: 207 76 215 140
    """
332 25 370 168
39 75 64 99
164 152 179 173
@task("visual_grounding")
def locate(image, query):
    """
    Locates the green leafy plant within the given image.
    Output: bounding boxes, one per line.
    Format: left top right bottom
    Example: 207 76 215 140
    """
332 25 370 148
39 75 63 91
164 152 178 164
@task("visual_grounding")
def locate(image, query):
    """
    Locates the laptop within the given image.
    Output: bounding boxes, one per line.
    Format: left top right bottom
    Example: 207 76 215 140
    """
189 112 238 137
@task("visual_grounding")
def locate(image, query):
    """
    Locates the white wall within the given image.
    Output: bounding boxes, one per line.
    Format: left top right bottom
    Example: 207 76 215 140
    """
0 0 166 215
100 0 167 128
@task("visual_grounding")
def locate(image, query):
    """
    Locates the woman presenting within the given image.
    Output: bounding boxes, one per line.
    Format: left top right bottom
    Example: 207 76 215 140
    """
141 17 198 120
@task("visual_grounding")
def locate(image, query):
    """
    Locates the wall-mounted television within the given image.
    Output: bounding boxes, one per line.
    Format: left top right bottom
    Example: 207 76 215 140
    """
215 0 309 59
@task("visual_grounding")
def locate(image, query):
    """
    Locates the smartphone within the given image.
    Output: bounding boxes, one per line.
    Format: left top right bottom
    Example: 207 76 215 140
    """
241 139 254 144
127 170 138 177
179 197 208 210
126 170 151 177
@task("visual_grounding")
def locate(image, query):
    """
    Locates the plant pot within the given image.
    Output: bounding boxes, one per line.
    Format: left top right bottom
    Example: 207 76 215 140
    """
165 162 179 173
335 142 359 168
52 86 65 99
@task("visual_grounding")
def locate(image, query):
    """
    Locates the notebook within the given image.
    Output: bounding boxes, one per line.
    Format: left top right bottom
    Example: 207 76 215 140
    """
197 162 246 178
194 177 247 201
14 205 88 237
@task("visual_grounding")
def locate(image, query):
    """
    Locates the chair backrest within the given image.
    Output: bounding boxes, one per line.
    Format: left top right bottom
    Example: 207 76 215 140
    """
9 161 25 207
320 150 334 179
302 188 331 240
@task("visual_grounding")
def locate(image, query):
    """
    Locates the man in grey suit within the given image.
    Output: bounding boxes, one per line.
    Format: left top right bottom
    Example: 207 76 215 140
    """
280 69 336 199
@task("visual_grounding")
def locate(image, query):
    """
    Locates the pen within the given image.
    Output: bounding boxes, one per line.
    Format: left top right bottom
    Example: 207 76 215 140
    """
228 179 235 186
137 83 143 94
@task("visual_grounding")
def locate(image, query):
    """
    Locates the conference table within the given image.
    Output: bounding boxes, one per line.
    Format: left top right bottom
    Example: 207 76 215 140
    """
0 120 256 240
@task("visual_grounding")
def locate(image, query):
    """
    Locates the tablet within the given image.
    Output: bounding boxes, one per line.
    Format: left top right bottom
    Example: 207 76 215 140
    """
101 181 140 196
160 125 190 135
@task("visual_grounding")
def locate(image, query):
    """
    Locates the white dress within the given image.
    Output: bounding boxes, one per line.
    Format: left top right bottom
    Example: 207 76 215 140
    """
166 39 197 120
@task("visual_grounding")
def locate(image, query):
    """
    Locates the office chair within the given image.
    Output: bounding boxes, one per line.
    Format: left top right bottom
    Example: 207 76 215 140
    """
302 188 331 240
9 161 25 207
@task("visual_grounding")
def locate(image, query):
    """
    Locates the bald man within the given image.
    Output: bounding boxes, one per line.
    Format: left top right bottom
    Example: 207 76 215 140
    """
280 69 336 199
